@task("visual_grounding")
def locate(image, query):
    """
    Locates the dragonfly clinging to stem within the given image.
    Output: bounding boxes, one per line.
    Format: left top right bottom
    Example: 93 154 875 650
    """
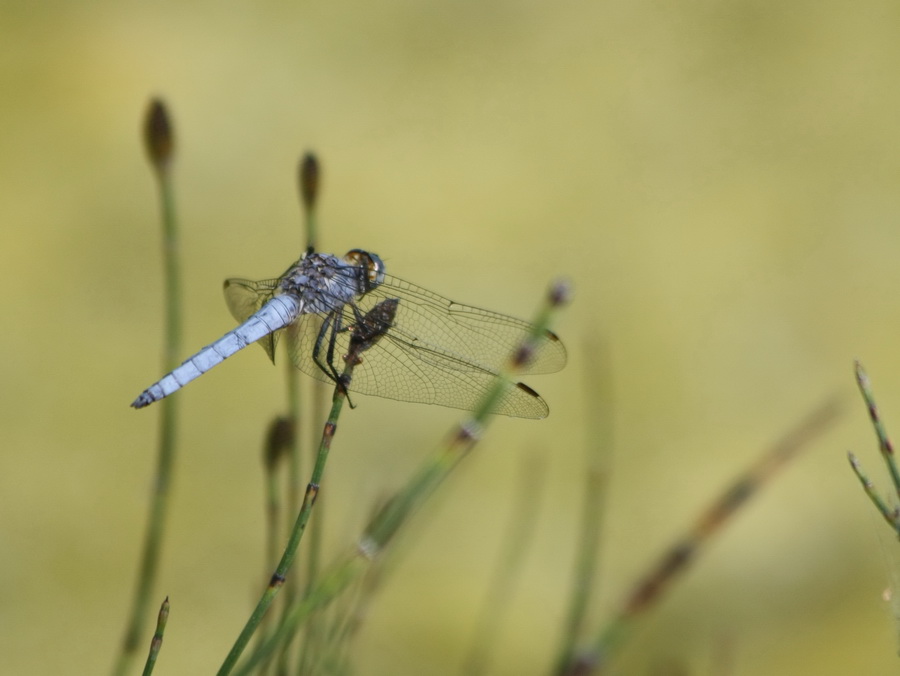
131 249 566 418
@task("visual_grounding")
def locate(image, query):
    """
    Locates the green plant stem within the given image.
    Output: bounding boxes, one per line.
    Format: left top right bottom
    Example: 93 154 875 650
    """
554 339 613 676
234 555 366 676
295 152 325 674
577 397 842 674
257 434 283 661
849 362 900 534
848 452 899 532
114 161 181 676
297 384 328 674
236 282 570 673
855 361 900 497
219 364 356 676
464 454 545 676
140 597 170 676
286 353 303 580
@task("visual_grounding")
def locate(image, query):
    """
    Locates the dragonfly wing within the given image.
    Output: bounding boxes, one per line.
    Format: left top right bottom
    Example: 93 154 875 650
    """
223 278 281 362
284 312 331 383
286 304 549 418
359 275 567 376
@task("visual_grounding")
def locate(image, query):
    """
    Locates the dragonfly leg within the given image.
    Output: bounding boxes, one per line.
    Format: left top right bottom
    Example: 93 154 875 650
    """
311 310 356 407
311 311 340 383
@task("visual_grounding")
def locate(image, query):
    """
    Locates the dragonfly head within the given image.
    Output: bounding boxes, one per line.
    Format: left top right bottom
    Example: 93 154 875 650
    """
344 249 385 292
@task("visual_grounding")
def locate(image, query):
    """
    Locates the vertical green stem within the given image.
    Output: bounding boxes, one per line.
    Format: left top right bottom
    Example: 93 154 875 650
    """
218 376 350 676
554 340 613 675
855 361 900 497
113 100 180 676
239 283 571 673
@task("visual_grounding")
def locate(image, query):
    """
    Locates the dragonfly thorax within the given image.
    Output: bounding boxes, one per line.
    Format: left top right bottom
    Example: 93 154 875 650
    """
276 250 384 314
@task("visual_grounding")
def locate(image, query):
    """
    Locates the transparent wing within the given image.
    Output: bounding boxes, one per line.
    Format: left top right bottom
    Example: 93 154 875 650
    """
285 303 551 419
358 274 567 375
223 278 281 362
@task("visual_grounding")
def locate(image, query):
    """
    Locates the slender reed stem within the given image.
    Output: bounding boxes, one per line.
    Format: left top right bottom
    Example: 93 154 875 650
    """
570 397 843 674
463 454 545 676
236 282 571 673
219 298 398 676
855 361 900 499
113 99 180 676
218 397 344 676
363 281 570 554
849 362 900 534
234 556 366 676
296 383 328 674
848 453 899 532
554 339 614 675
269 151 325 674
297 152 327 675
140 597 170 676
257 416 293 661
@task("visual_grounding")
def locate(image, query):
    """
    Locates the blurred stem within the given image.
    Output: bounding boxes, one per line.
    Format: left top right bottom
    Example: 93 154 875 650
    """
219 351 360 676
113 101 180 676
286 353 303 562
296 152 325 674
577 396 843 674
554 339 613 675
464 454 545 676
297 384 328 674
257 417 292 667
362 281 570 560
238 281 570 674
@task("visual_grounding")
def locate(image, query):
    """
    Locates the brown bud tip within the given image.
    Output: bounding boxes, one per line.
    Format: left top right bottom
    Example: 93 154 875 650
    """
299 152 321 210
144 98 174 170
548 279 572 307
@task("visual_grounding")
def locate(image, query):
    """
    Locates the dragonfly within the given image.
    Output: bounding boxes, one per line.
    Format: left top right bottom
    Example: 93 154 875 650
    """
131 249 566 418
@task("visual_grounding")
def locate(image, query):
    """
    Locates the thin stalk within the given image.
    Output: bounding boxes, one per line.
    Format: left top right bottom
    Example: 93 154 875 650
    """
848 453 899 533
269 355 303 674
362 281 570 554
219 298 398 676
237 282 571 672
219 382 348 676
553 339 613 675
300 155 325 598
297 383 329 675
113 99 180 676
319 564 379 673
140 597 170 676
849 362 900 534
573 396 843 674
257 416 293 665
855 361 900 498
463 454 545 676
275 152 325 674
234 555 367 676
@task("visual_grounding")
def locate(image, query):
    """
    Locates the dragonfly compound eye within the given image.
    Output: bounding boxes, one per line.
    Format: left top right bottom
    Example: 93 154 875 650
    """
344 249 385 289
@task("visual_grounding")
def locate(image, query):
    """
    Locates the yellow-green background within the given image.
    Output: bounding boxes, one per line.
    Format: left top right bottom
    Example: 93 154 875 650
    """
3 2 900 673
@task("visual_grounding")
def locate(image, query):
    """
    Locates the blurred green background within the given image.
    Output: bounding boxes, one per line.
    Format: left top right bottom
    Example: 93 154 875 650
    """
3 1 900 673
